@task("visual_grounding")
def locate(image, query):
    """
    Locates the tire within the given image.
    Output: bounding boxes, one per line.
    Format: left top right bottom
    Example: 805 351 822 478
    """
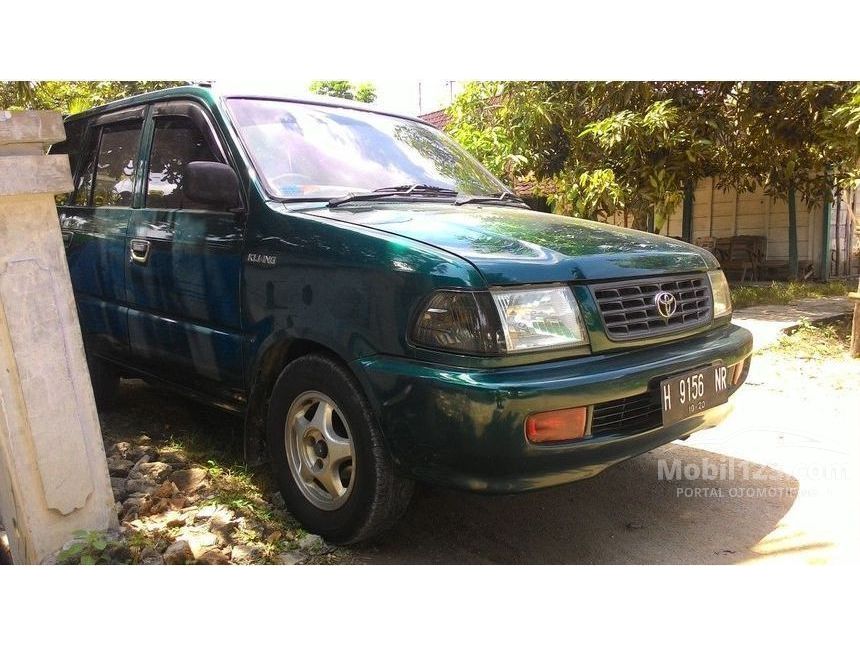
266 353 413 544
87 353 120 409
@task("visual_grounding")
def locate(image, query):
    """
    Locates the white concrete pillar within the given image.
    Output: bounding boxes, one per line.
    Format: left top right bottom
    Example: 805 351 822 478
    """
0 110 116 564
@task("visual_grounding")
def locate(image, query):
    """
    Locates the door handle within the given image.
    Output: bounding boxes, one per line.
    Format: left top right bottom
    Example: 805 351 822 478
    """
129 238 151 265
61 231 73 248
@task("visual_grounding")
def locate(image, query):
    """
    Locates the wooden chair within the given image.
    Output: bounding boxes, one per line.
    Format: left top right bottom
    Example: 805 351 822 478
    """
715 237 733 263
695 236 717 254
745 235 791 279
721 236 759 282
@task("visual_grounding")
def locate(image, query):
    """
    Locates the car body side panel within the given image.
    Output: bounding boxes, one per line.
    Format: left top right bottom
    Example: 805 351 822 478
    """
126 207 247 394
240 193 486 384
60 207 131 359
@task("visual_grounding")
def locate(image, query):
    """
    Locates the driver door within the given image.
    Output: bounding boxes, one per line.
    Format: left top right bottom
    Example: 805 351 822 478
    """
125 101 246 403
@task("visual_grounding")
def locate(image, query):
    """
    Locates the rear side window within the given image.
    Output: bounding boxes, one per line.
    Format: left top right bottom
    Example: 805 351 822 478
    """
146 115 219 210
92 122 142 207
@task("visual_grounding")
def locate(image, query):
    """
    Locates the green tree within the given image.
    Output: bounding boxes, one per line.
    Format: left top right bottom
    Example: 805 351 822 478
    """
308 80 376 103
445 81 526 183
575 83 734 231
724 82 857 278
831 83 860 153
446 81 860 267
0 81 186 114
354 83 377 104
447 82 735 231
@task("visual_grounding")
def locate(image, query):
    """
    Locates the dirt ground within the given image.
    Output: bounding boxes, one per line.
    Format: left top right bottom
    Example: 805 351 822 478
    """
92 317 859 565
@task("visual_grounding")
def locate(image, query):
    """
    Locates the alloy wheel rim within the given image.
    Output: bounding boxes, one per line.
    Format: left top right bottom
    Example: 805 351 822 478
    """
285 391 356 511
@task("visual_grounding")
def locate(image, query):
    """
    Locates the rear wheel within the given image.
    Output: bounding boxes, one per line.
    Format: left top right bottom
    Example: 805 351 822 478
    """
87 353 120 408
266 353 413 544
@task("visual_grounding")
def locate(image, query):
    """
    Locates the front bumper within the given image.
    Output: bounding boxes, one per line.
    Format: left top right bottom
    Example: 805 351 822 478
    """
352 323 753 493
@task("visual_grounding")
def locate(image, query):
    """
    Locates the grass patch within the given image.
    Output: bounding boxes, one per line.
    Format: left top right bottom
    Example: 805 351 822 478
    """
205 460 291 526
56 530 133 565
171 443 307 560
772 316 852 359
730 280 851 310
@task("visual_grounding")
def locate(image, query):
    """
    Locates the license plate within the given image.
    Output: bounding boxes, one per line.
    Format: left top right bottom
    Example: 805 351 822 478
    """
660 364 730 426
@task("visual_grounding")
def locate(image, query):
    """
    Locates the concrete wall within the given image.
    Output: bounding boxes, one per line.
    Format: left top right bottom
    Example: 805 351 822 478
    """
605 178 860 277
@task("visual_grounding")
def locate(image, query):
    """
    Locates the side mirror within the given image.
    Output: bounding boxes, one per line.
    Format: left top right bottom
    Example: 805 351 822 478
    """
183 161 242 210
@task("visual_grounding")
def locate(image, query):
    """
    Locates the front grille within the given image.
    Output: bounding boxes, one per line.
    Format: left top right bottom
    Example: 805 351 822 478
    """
591 392 662 436
591 274 712 340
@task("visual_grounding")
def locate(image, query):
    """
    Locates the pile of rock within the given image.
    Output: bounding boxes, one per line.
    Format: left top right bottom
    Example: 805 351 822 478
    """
103 439 333 565
4 437 337 565
108 440 209 522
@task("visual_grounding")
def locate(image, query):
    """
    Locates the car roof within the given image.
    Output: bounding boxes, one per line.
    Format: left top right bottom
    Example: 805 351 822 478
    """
64 82 431 126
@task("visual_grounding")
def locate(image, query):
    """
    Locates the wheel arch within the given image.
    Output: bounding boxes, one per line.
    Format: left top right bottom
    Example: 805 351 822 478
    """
243 334 361 466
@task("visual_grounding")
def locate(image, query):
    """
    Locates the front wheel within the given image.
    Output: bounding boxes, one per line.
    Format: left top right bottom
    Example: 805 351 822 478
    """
266 353 413 544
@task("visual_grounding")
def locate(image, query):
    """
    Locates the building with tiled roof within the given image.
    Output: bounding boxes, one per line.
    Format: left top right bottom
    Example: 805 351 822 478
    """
417 108 451 130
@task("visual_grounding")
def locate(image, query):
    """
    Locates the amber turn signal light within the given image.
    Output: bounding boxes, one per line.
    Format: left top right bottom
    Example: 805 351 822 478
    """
525 407 588 443
731 358 748 386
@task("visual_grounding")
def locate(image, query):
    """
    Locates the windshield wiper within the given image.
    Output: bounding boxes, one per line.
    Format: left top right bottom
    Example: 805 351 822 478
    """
328 184 458 207
454 190 527 207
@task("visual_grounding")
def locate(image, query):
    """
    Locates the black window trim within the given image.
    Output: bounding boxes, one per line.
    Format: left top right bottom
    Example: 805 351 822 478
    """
52 118 87 207
93 106 147 127
84 125 103 207
151 100 228 164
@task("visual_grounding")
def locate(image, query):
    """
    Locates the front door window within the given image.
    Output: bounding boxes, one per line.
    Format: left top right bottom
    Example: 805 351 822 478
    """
146 115 219 210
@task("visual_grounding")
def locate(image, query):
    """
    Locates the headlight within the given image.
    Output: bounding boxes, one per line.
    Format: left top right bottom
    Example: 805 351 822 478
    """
411 286 588 355
492 287 588 351
410 291 503 354
708 269 732 318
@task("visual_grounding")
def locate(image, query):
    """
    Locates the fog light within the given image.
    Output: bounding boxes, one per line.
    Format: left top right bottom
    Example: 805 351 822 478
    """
525 407 588 443
731 358 748 386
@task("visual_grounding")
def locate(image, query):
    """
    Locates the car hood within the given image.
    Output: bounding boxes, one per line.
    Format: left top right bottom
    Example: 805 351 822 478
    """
297 203 718 285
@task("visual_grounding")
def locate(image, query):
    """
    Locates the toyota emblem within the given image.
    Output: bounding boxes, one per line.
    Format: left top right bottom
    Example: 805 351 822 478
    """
654 291 677 319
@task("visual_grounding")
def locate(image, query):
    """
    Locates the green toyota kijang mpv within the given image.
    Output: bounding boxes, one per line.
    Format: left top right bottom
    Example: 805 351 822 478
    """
54 85 752 543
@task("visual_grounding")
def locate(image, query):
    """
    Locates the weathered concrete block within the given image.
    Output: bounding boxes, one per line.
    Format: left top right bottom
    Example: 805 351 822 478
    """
0 109 66 150
0 155 72 196
0 110 115 564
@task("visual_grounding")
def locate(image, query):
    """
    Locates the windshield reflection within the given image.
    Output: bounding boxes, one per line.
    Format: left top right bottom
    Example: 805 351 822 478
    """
226 98 506 200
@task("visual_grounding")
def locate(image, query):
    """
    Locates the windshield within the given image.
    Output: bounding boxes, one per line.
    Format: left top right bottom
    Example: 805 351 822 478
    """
226 98 508 200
